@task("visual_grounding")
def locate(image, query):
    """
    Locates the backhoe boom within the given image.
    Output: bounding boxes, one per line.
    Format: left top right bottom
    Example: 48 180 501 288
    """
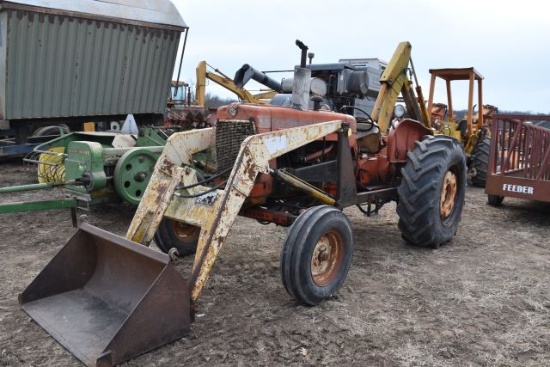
371 42 429 132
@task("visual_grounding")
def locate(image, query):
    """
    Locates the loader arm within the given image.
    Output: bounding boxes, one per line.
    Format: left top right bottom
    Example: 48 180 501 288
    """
127 120 344 302
195 61 275 106
370 41 429 133
126 127 216 244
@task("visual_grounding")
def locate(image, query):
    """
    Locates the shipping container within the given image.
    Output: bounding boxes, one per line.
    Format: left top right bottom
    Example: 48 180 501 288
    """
0 0 188 157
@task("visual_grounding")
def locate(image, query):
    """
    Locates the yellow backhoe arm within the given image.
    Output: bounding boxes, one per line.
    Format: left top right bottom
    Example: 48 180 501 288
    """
370 41 430 133
195 61 276 106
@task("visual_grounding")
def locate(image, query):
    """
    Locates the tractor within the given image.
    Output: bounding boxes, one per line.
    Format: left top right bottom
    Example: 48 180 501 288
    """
20 41 467 366
426 68 498 187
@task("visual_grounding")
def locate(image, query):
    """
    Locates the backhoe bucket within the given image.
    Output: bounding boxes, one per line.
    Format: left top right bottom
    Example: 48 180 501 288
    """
19 222 191 367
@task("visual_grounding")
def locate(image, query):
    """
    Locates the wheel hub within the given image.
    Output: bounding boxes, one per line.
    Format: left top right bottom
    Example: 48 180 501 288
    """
440 170 457 218
172 221 201 244
311 231 343 286
113 149 158 205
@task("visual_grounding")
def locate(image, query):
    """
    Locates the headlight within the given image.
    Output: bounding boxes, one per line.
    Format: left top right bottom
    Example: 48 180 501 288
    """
393 104 406 118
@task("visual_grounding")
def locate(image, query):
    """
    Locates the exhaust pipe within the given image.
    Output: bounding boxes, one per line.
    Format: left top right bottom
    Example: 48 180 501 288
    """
234 64 282 92
291 40 311 111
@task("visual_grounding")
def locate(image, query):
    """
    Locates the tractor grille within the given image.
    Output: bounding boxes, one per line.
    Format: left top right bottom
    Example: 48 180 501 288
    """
215 119 256 173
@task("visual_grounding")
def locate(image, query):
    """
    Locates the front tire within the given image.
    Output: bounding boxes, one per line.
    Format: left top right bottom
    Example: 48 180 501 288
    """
280 205 354 306
153 218 199 257
397 135 466 248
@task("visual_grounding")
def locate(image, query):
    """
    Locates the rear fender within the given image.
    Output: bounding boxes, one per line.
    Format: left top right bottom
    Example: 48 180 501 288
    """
386 119 433 163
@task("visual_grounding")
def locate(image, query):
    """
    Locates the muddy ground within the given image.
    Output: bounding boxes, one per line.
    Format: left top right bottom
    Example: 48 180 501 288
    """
0 159 549 367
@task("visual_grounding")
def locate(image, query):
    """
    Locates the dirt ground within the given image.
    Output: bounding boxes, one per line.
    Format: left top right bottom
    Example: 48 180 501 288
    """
0 158 549 367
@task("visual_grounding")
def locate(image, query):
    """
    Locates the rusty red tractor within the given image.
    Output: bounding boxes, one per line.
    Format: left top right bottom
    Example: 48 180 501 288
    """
21 41 467 366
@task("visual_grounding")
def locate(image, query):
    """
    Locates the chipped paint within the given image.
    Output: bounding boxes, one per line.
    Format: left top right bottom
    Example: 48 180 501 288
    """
124 119 343 302
264 135 288 155
195 191 217 206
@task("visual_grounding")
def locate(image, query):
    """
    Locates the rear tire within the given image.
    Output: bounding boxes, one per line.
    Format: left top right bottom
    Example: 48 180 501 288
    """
397 135 466 249
153 218 199 257
280 205 354 306
469 136 490 187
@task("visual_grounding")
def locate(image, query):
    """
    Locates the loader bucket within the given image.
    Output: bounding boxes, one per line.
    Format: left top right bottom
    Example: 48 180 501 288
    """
19 222 191 367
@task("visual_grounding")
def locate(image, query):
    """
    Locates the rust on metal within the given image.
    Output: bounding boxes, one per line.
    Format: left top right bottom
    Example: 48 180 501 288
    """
440 171 458 217
19 222 191 367
157 120 345 301
239 207 296 227
386 118 433 163
427 67 484 137
126 128 216 244
485 114 550 203
311 230 344 286
272 169 336 206
19 119 344 366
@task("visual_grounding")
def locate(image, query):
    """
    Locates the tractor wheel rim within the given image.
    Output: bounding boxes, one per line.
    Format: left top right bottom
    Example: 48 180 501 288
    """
311 231 344 286
172 221 200 244
440 170 458 218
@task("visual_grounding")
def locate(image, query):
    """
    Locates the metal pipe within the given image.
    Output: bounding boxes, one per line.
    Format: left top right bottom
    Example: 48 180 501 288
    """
409 57 430 126
286 40 312 109
0 198 76 214
271 169 336 206
173 29 189 98
291 67 311 111
303 144 334 163
0 182 57 193
295 40 308 68
233 64 282 91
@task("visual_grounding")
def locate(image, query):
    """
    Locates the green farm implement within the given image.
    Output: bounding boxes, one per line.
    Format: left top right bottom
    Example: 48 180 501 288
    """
0 128 170 217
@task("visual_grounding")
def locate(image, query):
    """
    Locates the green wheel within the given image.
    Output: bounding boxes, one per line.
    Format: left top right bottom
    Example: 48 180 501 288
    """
113 148 158 205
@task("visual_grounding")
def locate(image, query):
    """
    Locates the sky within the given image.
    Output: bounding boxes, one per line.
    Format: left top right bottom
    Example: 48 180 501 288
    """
170 0 549 114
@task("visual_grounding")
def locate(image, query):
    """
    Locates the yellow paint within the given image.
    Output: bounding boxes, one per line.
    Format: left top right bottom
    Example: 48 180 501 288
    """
83 122 95 131
37 147 65 183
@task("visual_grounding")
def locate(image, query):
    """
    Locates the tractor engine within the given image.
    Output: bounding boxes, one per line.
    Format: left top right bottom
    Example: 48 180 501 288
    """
271 61 384 121
198 101 397 213
208 103 358 205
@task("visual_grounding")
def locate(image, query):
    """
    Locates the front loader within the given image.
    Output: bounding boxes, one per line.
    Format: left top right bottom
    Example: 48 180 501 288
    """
21 41 467 366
